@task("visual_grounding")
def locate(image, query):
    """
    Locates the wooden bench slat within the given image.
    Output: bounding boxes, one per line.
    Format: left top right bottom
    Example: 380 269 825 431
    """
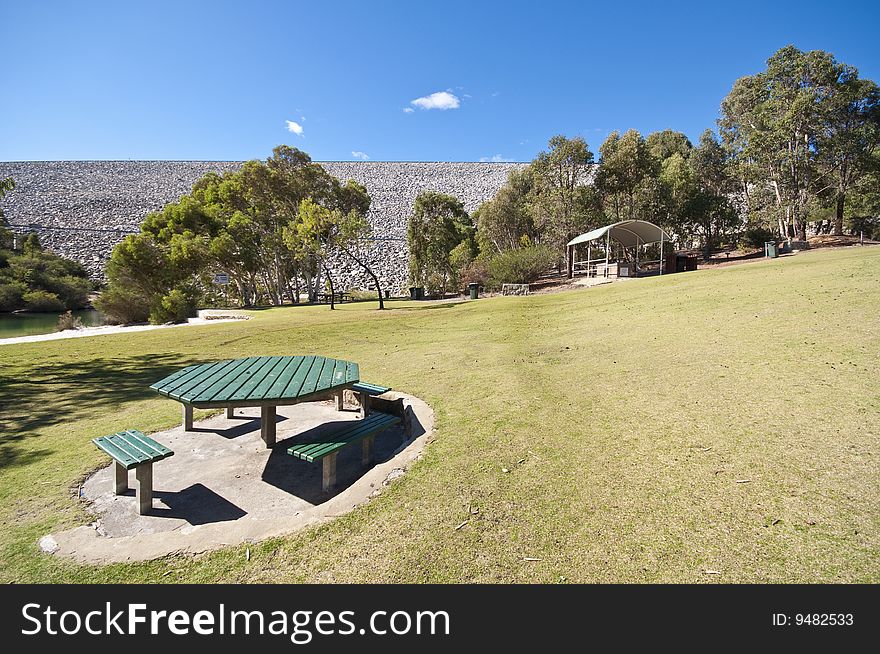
301 414 400 461
287 412 400 462
189 356 262 403
122 430 173 459
229 356 287 401
276 355 316 399
104 436 154 465
346 361 359 384
211 356 279 402
159 359 234 397
148 364 198 393
298 356 328 397
93 430 175 470
315 356 337 394
93 438 141 468
332 358 348 387
166 359 238 400
352 382 392 395
289 415 397 458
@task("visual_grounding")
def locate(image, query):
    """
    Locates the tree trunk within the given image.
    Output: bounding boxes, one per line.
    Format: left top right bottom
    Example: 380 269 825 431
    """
321 260 335 310
834 190 845 236
340 245 385 310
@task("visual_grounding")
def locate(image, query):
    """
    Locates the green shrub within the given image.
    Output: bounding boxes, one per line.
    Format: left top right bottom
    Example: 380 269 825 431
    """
150 288 197 324
0 281 27 312
56 310 83 331
740 226 777 250
459 257 490 291
348 289 379 301
43 275 92 309
94 285 151 324
21 289 65 312
485 245 557 291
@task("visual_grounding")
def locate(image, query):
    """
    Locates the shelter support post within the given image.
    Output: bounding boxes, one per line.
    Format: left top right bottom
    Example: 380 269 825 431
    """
660 232 664 275
566 245 573 279
605 231 610 273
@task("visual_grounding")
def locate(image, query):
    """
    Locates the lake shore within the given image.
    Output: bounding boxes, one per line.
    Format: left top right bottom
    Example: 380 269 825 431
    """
0 311 251 346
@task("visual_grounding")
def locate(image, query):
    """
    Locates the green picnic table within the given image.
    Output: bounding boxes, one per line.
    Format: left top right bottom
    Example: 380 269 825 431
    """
149 355 360 447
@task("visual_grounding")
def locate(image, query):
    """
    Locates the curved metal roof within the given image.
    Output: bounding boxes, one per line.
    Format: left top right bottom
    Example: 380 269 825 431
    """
567 220 672 248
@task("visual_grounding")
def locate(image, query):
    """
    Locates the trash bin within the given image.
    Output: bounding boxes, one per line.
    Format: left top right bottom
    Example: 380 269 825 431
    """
409 286 424 300
765 241 778 258
468 282 480 300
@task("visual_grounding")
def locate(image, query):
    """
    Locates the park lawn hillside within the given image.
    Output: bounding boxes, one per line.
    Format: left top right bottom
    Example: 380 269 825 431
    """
0 246 878 583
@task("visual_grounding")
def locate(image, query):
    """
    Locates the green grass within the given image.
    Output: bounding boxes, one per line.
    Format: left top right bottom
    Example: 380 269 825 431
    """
1 246 878 583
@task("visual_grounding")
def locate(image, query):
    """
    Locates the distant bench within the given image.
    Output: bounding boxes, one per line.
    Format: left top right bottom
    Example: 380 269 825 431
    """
315 292 352 304
92 430 174 515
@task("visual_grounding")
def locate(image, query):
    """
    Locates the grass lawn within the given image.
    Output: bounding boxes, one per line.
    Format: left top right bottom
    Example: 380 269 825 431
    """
1 246 878 583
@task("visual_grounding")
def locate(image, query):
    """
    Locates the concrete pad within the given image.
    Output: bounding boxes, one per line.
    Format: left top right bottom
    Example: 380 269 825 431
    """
47 392 434 564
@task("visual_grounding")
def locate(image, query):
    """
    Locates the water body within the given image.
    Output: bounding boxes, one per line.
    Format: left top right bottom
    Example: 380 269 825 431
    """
0 309 107 339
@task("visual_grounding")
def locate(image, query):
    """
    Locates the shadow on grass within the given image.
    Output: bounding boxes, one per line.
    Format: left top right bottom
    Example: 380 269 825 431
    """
0 352 208 471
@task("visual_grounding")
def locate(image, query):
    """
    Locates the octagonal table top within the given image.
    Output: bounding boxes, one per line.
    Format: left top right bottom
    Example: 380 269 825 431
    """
149 355 359 408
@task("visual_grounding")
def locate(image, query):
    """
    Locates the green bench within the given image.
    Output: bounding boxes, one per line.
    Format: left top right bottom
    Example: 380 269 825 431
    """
350 382 391 417
92 430 174 515
287 411 400 491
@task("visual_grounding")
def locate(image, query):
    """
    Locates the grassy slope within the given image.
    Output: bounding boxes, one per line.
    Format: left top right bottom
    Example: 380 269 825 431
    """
0 246 877 583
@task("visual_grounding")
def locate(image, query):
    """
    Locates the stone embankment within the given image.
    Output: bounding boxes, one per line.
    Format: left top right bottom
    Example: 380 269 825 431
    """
0 160 523 292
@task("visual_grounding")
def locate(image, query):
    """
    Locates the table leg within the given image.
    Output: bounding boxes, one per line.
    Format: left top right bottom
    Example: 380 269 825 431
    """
182 404 193 431
114 462 128 495
226 407 235 419
359 392 371 418
135 464 152 515
335 390 344 412
261 405 276 448
323 452 337 492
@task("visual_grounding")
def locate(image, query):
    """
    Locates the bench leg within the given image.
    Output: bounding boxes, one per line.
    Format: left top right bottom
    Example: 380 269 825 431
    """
261 405 276 448
358 392 371 418
182 404 193 431
135 463 153 515
114 462 128 495
362 435 375 466
335 390 344 412
226 407 235 419
322 452 337 492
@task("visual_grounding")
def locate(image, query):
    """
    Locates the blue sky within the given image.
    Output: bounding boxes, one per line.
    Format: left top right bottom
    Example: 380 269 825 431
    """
1 0 878 162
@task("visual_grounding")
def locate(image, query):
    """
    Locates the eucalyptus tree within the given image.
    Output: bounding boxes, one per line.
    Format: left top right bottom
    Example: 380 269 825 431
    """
720 45 880 239
595 130 658 223
528 135 598 252
473 166 537 254
407 191 472 295
813 67 880 235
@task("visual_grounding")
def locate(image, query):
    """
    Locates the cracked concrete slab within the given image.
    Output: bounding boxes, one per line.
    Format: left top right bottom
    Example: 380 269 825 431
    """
46 392 433 564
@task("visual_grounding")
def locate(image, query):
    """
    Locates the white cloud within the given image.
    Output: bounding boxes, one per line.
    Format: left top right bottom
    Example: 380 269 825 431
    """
403 107 414 113
285 120 304 136
351 151 370 160
480 154 514 163
410 91 460 111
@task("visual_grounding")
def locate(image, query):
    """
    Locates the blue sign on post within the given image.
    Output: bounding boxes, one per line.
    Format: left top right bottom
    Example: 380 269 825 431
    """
213 273 229 285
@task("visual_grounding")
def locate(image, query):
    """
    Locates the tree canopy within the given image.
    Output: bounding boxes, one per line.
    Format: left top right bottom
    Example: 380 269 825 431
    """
97 146 382 324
